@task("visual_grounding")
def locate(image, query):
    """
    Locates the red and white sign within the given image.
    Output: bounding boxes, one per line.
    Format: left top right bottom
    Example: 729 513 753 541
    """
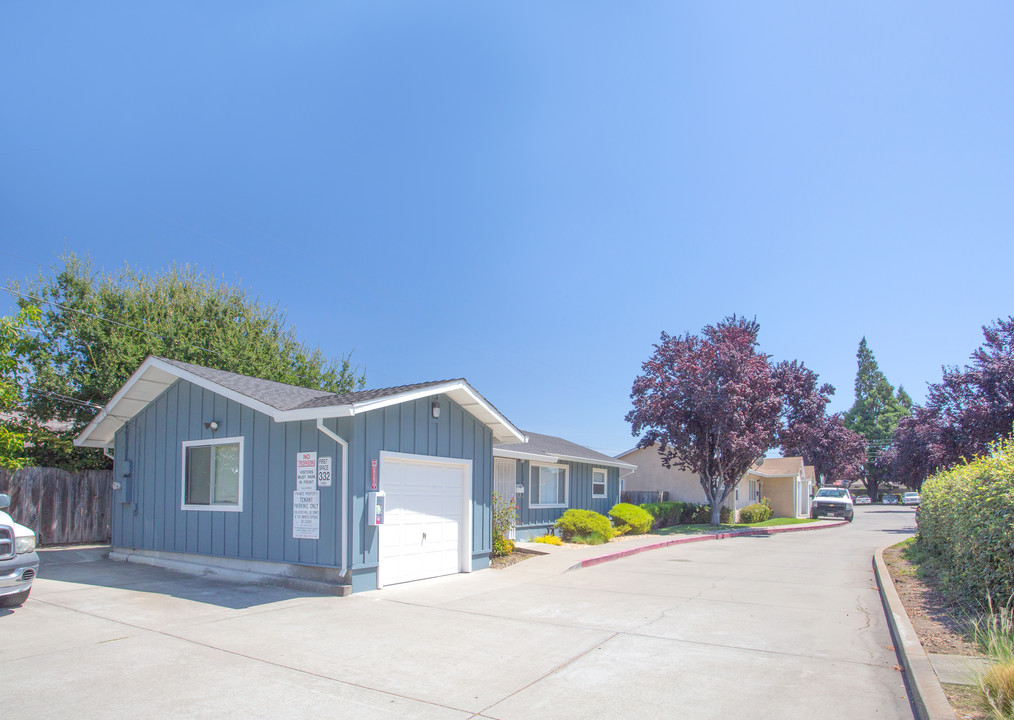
297 451 317 491
371 459 378 490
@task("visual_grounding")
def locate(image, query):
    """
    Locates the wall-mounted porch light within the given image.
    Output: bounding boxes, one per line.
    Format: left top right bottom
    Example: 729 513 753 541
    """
431 400 441 419
204 421 219 431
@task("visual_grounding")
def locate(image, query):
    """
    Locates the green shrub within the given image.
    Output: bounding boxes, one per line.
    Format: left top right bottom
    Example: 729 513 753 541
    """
640 501 684 528
918 437 1014 607
532 534 563 545
491 534 514 557
608 503 653 534
492 492 517 555
570 533 608 545
738 497 772 524
555 509 614 543
612 524 631 537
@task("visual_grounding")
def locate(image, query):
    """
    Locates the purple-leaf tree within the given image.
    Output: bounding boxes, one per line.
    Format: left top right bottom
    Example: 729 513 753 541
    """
889 316 1014 488
626 316 782 526
775 360 867 487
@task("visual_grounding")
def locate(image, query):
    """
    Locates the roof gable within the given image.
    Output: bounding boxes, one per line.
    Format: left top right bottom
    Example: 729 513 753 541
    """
495 431 636 470
76 356 524 448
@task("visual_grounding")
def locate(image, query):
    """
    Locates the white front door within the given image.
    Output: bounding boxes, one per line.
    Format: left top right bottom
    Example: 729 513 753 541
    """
493 457 517 540
378 452 472 587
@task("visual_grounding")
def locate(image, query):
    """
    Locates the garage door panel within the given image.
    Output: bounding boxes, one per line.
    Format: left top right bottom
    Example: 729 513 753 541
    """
379 455 470 587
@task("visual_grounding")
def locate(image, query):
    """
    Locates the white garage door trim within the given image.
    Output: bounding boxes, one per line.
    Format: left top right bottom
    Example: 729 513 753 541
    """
377 450 473 589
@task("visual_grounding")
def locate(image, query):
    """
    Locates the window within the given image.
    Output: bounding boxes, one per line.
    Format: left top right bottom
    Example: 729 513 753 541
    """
592 468 607 498
531 464 568 507
182 437 243 511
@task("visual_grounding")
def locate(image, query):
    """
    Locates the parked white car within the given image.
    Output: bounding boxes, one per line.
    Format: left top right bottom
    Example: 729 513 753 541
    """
810 487 855 522
902 492 921 506
0 493 38 607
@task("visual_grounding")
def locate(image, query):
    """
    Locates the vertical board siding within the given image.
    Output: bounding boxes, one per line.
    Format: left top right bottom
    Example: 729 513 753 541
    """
515 459 621 531
112 379 348 570
349 393 494 571
112 383 494 577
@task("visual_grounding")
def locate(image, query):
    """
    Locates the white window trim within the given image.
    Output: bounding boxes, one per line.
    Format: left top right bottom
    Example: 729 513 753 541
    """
181 436 244 512
592 468 608 499
530 462 569 508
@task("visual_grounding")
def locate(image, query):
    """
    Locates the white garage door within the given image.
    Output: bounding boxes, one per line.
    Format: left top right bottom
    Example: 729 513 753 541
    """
378 452 472 587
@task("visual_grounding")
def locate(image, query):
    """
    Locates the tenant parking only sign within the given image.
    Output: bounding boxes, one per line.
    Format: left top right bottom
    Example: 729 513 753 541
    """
293 490 320 539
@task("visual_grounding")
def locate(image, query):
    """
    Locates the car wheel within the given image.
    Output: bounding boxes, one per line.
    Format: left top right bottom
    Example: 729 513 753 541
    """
810 511 819 520
0 589 30 608
847 511 854 523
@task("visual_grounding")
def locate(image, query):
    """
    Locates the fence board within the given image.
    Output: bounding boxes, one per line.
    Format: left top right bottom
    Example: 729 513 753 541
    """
0 467 112 545
621 490 669 505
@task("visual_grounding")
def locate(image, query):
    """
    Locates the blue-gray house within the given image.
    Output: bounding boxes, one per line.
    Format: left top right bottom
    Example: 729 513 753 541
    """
493 432 637 541
75 357 525 593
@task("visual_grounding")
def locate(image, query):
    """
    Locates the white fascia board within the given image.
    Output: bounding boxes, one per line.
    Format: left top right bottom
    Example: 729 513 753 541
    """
550 452 638 471
350 380 526 445
76 357 172 447
76 356 287 448
493 448 560 463
274 405 355 422
747 469 798 478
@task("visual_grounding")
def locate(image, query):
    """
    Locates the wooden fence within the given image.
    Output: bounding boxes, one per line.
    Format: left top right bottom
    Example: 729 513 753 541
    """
621 490 670 505
0 467 112 545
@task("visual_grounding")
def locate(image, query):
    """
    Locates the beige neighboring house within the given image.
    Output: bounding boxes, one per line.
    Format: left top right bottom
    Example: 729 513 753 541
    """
616 445 814 520
743 457 813 519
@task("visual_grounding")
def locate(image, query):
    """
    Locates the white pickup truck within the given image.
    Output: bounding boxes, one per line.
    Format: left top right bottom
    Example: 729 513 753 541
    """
810 487 855 522
0 493 38 607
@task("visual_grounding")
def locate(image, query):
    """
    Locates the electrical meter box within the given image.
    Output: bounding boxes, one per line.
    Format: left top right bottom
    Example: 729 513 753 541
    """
367 491 386 526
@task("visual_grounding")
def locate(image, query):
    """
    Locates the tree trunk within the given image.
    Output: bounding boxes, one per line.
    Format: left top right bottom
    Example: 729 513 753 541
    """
710 502 722 526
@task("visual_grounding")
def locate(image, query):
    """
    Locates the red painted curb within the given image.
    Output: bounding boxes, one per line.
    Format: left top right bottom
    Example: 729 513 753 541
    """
572 520 849 570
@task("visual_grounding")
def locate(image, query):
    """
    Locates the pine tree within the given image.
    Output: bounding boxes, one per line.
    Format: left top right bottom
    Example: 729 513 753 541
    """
843 338 910 499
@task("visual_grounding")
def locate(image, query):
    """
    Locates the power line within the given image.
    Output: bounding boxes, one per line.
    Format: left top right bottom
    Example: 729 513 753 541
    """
2 285 224 358
24 387 104 410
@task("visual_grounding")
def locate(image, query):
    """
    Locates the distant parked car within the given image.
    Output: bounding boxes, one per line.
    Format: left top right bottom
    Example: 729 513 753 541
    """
882 494 900 505
902 492 921 506
854 495 871 505
811 487 855 522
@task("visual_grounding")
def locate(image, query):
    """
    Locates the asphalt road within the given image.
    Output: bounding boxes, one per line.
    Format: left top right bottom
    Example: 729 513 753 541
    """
3 506 917 719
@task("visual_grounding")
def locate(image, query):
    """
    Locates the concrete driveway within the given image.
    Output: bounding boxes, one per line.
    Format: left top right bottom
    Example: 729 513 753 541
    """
4 507 916 719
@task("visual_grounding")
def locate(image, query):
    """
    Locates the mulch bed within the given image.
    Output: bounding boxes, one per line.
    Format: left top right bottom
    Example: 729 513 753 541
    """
490 550 538 569
883 542 988 720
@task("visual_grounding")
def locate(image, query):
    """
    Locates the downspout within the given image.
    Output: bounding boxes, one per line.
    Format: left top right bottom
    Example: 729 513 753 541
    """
316 418 349 577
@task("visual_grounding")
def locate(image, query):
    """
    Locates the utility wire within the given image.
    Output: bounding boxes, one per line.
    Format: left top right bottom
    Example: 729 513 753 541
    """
2 285 225 358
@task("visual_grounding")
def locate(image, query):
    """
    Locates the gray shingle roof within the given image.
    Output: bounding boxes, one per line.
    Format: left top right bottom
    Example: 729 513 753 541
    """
495 431 625 466
158 357 457 413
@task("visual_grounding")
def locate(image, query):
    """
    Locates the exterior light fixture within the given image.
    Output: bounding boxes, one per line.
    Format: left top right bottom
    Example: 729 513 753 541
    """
205 421 219 431
431 401 440 419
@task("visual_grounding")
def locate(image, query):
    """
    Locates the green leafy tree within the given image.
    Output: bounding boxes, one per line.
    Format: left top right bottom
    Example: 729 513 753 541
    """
10 253 365 469
0 306 40 470
842 338 910 499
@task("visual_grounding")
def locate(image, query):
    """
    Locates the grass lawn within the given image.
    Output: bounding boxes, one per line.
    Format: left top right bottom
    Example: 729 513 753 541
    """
653 517 819 536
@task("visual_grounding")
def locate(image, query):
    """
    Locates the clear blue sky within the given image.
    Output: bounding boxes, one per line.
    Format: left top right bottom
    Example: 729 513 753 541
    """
2 3 1012 455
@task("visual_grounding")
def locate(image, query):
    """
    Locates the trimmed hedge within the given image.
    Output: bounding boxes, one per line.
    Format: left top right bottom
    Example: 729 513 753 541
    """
640 500 731 527
641 501 685 528
738 498 772 524
918 438 1014 607
555 509 614 543
608 503 654 534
